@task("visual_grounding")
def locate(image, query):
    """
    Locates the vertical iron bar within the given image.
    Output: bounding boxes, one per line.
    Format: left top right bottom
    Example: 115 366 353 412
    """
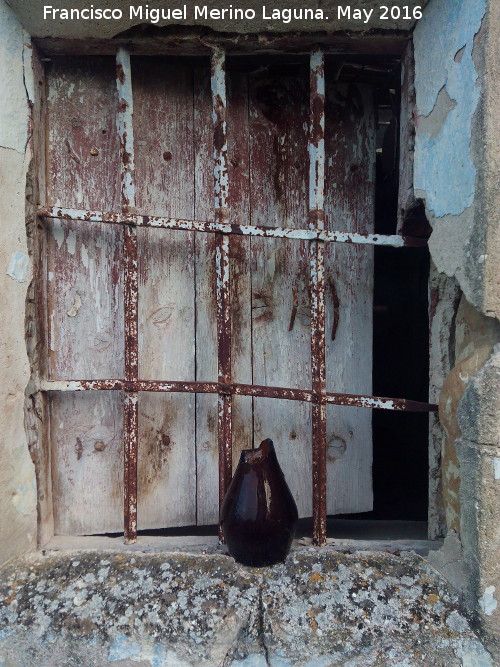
309 47 327 546
117 46 138 544
211 47 232 542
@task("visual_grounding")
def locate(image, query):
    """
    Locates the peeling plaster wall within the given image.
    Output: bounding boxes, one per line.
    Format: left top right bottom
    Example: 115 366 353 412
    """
414 0 484 216
0 0 37 565
413 0 487 311
414 0 500 655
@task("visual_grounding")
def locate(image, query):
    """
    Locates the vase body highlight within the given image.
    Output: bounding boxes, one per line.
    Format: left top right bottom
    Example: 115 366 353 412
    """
220 438 298 567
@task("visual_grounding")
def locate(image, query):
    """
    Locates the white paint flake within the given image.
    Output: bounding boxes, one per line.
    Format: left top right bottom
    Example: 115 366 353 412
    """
6 252 30 283
66 230 77 255
479 586 497 616
66 293 82 318
81 243 89 268
52 219 65 249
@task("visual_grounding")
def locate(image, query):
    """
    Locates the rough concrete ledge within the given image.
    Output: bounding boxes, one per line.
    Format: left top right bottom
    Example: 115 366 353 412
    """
0 548 494 666
42 533 443 557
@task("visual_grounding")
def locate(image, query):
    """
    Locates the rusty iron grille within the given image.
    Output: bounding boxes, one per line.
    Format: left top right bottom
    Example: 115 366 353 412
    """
39 46 437 546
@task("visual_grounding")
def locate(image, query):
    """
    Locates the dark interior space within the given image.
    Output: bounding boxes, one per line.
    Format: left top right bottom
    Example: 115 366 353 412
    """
351 64 431 522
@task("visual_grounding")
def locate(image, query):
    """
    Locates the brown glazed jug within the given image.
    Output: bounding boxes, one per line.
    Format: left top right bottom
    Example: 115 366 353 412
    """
220 438 298 567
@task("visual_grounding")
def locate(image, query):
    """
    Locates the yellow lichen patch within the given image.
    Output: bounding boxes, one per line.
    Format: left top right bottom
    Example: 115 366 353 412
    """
427 593 439 606
307 608 319 631
309 572 325 583
5 581 20 605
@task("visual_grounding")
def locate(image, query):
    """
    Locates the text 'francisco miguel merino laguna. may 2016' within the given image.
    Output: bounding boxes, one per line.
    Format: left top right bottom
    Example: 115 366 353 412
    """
42 4 423 25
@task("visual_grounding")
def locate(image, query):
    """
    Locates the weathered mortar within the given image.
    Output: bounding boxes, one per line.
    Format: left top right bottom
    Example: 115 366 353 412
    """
0 549 495 666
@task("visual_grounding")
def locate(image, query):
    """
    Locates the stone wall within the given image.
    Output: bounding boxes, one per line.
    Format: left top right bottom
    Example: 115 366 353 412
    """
413 0 500 654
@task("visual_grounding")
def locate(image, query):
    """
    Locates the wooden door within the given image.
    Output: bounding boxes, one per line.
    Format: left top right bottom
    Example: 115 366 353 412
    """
46 56 374 534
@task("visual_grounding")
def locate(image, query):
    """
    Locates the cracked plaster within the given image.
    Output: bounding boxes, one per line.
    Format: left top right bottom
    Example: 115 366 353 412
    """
413 0 484 218
413 0 494 319
0 0 37 567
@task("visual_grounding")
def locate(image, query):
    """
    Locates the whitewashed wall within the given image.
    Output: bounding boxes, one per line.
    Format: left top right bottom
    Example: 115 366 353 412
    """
0 0 37 565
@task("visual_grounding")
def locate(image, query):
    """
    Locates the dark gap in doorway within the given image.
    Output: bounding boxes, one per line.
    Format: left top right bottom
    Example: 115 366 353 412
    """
340 67 431 522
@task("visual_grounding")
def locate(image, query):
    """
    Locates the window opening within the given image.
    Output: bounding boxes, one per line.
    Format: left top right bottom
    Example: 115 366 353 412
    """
39 45 437 546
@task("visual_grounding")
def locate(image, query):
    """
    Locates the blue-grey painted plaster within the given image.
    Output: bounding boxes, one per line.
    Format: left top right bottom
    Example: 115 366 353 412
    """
413 0 486 217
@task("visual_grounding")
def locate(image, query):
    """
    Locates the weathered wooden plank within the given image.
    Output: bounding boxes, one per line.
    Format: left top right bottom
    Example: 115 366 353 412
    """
132 57 196 528
248 66 313 518
227 71 253 466
193 65 218 525
46 57 124 535
51 391 124 535
46 57 123 381
45 219 124 380
137 392 196 528
46 57 121 212
324 82 376 514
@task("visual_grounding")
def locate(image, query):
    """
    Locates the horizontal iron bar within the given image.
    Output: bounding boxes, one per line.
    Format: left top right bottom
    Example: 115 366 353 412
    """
38 206 427 248
39 379 438 412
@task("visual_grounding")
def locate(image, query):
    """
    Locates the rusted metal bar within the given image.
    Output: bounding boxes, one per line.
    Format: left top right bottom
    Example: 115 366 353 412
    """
39 379 438 413
309 48 325 230
309 47 327 547
116 48 135 211
212 46 232 542
123 392 138 542
117 46 138 544
38 206 427 248
123 226 138 380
